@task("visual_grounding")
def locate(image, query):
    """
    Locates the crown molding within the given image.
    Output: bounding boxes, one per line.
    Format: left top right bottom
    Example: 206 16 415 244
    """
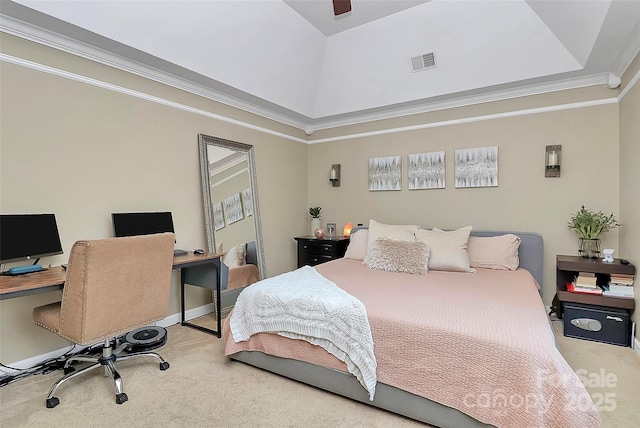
306 98 618 144
305 73 610 133
0 53 309 145
619 68 640 101
1 51 620 147
1 8 619 137
0 11 310 131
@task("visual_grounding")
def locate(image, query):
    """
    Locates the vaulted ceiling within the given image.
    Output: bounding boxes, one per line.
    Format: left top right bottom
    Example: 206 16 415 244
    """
2 0 640 134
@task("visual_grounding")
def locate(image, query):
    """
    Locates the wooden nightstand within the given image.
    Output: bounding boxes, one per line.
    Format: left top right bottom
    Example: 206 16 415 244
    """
556 255 635 311
294 236 349 268
556 255 635 346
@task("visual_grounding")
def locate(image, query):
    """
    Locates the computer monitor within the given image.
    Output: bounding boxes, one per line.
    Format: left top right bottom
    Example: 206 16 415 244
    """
111 212 175 238
0 214 64 264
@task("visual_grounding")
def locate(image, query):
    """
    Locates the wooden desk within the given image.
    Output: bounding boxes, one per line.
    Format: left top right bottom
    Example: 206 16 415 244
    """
0 252 223 337
0 266 66 300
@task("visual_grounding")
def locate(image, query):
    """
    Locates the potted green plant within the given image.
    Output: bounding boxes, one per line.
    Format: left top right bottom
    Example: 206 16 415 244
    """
568 205 619 258
308 206 322 235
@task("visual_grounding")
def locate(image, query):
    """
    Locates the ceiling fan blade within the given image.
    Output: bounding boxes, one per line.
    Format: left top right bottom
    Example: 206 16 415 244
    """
333 0 352 16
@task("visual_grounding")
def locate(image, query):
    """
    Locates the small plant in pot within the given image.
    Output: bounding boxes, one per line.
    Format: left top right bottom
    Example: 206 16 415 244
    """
308 206 322 219
308 206 322 236
567 205 619 258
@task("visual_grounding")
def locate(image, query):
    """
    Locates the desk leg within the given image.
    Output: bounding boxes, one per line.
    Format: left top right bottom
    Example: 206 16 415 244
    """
215 263 221 334
180 269 187 325
179 260 222 338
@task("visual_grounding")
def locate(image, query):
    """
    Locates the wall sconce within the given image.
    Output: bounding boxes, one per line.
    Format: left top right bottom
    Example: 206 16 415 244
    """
343 222 353 237
330 164 341 187
545 145 561 177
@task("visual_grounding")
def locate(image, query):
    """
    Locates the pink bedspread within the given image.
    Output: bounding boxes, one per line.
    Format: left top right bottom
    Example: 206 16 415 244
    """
224 259 600 428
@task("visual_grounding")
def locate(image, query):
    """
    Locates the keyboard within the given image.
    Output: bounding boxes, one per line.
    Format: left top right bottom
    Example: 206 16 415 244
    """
173 249 188 257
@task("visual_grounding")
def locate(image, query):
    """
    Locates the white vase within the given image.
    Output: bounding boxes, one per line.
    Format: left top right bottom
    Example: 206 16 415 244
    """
310 218 321 236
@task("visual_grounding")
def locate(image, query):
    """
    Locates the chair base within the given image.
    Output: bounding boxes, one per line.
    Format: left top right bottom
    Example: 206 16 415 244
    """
45 338 169 408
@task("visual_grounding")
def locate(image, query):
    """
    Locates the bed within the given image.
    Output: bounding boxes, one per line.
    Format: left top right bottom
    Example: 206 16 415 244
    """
223 225 600 428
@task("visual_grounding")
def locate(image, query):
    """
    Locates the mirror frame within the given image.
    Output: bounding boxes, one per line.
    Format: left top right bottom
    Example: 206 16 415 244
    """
198 134 266 279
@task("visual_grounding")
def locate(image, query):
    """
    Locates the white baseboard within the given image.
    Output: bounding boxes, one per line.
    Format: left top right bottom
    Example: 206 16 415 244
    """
5 303 215 371
155 303 215 329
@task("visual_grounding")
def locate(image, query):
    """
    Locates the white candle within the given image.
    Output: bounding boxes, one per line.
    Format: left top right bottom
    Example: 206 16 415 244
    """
548 150 558 166
331 167 337 180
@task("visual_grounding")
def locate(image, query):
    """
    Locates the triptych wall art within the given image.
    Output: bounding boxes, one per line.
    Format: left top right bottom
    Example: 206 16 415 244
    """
454 146 498 188
408 151 445 190
368 146 498 191
224 193 244 225
212 202 225 231
212 188 253 230
242 188 253 217
368 156 402 191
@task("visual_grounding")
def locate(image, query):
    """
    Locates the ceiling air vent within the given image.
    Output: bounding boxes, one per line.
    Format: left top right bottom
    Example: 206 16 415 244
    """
410 52 436 72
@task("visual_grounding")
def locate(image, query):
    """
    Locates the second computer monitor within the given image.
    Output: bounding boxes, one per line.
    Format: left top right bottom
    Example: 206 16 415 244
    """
111 212 175 238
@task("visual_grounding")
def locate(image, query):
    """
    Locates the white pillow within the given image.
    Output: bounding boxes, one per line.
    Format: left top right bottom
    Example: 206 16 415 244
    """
223 243 246 268
366 238 430 275
364 219 418 263
415 226 475 272
344 229 369 261
467 234 521 270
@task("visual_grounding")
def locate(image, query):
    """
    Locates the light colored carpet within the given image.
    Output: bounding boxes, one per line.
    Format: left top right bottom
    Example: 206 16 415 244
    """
550 319 640 428
1 315 638 427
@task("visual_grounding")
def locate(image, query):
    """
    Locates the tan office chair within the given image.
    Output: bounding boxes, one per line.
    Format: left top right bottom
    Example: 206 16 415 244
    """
33 233 175 408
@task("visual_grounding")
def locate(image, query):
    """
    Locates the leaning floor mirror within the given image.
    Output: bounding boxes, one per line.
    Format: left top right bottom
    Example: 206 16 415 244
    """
198 134 266 314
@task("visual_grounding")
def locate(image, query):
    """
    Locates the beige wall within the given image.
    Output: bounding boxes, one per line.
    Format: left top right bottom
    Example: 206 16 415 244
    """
1 32 637 364
0 34 308 363
308 101 621 303
619 52 640 334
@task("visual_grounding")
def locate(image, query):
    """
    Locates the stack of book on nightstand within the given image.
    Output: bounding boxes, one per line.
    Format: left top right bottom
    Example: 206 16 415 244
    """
567 272 602 295
602 273 635 299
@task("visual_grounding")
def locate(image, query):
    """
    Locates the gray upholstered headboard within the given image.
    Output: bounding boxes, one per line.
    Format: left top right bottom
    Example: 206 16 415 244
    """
246 241 258 266
350 226 544 295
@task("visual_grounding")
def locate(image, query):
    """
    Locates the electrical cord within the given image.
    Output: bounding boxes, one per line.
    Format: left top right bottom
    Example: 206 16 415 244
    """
0 335 131 387
0 344 92 387
0 344 76 386
3 350 66 372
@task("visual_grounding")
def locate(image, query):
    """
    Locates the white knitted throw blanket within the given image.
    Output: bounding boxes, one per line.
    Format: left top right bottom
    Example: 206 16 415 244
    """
230 265 377 400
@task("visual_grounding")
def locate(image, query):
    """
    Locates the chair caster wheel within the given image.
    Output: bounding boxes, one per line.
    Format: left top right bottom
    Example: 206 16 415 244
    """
159 362 170 371
64 366 76 375
115 393 128 404
46 397 60 408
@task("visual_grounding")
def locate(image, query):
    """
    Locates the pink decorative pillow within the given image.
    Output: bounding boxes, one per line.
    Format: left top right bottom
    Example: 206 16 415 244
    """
344 229 368 261
366 238 430 275
415 226 475 272
467 234 521 271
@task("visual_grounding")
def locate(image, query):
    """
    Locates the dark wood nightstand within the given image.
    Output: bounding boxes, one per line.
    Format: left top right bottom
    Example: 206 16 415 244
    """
294 236 350 268
556 255 635 346
556 255 635 311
